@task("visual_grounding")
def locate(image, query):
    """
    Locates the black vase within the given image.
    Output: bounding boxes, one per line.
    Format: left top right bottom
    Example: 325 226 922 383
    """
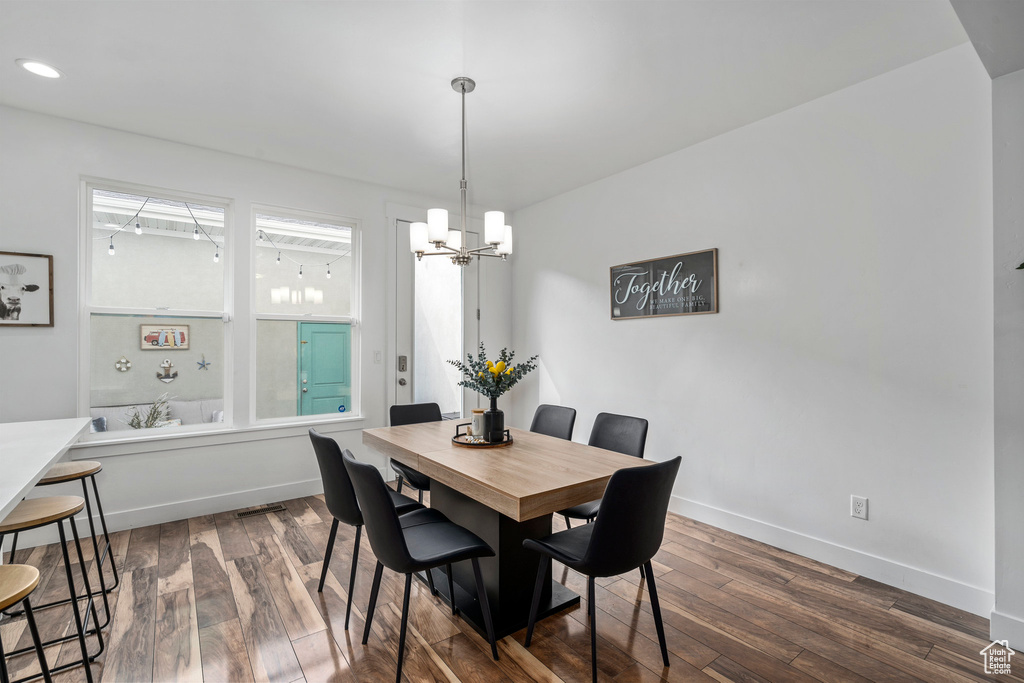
483 395 505 443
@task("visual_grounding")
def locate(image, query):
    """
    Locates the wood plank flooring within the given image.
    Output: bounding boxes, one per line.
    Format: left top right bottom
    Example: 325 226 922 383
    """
1 492 1005 683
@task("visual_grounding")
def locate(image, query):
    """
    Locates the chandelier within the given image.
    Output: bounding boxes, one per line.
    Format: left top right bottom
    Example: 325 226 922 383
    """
409 77 513 266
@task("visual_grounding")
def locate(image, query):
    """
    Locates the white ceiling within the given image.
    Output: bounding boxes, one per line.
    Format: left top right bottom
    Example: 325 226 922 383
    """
0 1 967 211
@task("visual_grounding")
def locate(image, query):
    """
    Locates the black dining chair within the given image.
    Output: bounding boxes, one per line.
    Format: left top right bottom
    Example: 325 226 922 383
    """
529 404 577 441
559 412 648 527
342 450 499 683
389 402 442 504
308 429 424 630
524 456 681 683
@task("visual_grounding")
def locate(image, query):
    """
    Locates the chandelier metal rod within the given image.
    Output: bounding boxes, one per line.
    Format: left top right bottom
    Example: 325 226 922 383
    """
460 79 468 250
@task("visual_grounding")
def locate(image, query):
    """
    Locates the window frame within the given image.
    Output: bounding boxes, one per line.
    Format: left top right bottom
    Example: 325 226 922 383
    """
79 179 234 442
76 180 365 449
249 203 363 426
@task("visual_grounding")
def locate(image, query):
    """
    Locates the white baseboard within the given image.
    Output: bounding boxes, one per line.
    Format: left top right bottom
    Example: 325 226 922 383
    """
10 478 327 551
670 495 994 618
990 609 1024 649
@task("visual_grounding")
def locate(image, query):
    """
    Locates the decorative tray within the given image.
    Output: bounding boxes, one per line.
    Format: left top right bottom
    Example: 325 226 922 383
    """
452 423 513 448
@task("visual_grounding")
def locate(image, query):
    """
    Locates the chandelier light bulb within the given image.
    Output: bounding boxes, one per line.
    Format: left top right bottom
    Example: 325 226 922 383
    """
410 222 429 253
484 211 505 245
108 239 115 256
213 251 220 263
446 229 462 250
427 209 449 243
257 231 264 242
326 264 331 279
298 265 303 279
135 221 142 235
497 225 514 255
193 226 200 240
276 252 281 265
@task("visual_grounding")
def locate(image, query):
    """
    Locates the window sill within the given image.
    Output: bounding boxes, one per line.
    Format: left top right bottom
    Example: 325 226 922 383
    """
71 414 366 459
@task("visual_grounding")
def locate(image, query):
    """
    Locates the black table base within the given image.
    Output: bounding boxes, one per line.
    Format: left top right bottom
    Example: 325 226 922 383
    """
429 481 580 639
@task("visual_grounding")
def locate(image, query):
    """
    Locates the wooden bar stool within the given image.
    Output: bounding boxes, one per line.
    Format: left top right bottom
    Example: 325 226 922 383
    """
4 462 117 628
0 565 52 683
0 497 103 683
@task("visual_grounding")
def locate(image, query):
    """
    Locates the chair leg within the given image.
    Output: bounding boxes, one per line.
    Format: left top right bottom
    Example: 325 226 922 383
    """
0 616 9 683
362 561 384 645
23 598 54 683
318 519 339 592
644 561 670 668
58 523 93 683
418 489 424 505
588 576 598 683
471 558 498 660
395 573 413 683
425 566 436 595
80 478 112 629
89 474 120 592
563 515 572 529
345 526 362 630
446 563 456 615
69 517 104 656
523 556 547 648
396 474 404 494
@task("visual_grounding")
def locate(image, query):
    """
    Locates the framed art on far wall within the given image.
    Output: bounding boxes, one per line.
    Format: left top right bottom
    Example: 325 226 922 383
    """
0 251 54 327
610 248 718 320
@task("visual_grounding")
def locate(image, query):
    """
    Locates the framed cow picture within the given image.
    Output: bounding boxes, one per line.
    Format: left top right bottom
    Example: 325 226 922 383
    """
0 251 54 327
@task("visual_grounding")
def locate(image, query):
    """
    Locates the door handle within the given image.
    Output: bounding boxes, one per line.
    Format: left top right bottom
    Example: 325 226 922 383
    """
398 378 407 386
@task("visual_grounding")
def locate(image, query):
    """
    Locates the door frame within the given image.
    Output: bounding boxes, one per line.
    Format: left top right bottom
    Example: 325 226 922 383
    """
385 202 481 422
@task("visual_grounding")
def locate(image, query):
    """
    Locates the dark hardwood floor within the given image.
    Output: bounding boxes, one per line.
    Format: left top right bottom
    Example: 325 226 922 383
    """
1 491 1009 682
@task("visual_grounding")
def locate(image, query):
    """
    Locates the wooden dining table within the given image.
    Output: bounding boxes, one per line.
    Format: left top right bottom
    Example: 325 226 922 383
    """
362 421 651 638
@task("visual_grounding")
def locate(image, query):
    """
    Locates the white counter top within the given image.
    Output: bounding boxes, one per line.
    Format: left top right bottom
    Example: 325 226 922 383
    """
1 418 91 523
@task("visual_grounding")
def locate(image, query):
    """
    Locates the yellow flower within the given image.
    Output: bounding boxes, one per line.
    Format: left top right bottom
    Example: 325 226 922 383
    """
477 371 484 378
486 360 494 368
495 361 506 373
505 367 513 375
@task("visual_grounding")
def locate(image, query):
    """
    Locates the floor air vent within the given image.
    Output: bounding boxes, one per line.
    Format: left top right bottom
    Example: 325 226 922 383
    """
236 504 287 519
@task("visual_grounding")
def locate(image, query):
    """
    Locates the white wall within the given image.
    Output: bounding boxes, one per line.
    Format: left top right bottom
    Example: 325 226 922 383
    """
0 104 484 538
510 44 995 614
992 67 1024 646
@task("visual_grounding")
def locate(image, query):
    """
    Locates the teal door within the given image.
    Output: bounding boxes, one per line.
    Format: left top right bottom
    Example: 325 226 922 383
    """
298 322 351 416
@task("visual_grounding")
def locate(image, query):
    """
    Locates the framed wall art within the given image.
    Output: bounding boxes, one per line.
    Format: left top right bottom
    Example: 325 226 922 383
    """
140 324 190 350
0 251 54 327
610 248 718 320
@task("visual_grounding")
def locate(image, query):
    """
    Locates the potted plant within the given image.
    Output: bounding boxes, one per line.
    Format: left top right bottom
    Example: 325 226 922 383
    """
449 343 538 442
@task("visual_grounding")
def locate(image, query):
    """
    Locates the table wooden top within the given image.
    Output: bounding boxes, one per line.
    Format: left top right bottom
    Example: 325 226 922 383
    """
0 418 91 523
363 422 651 522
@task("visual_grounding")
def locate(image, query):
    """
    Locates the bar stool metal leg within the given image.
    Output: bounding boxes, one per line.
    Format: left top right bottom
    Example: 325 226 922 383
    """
21 598 53 683
87 475 119 593
57 522 94 683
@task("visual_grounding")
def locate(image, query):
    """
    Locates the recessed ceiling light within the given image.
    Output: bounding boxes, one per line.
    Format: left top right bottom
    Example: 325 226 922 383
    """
16 59 64 79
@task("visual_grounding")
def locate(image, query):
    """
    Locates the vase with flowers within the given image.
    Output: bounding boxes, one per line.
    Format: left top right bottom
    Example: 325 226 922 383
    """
449 343 538 442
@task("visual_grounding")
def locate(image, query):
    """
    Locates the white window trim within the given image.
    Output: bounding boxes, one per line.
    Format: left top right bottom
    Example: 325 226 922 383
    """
250 203 363 425
76 180 366 456
79 178 234 446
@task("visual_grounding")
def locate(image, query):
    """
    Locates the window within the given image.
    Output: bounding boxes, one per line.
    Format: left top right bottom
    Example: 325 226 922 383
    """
85 187 227 434
254 210 357 421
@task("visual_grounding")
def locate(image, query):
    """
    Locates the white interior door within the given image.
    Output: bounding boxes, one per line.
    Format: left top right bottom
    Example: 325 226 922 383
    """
395 219 479 419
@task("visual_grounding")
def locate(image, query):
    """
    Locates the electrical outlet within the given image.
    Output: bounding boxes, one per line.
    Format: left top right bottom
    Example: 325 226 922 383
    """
374 350 382 364
851 495 868 520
